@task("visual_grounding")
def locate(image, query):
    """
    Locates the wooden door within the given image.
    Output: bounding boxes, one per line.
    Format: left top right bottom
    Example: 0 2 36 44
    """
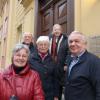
54 0 67 34
35 0 74 37
40 8 53 35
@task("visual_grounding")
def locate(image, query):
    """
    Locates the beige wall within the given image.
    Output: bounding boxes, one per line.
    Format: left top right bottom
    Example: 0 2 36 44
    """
15 0 34 43
75 0 100 35
75 0 100 56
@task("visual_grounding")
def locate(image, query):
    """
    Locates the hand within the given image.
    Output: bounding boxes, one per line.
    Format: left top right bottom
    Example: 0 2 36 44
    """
64 65 67 71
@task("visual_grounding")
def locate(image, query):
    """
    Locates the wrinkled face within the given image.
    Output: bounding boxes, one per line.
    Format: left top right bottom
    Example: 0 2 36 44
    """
37 41 49 53
52 25 62 37
13 49 28 67
68 33 86 56
23 33 33 44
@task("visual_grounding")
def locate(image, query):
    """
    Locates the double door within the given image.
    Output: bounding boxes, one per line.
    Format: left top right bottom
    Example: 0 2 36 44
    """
36 0 74 36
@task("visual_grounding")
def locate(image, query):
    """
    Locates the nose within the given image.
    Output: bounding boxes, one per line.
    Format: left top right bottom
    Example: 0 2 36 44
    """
71 41 76 45
19 56 23 59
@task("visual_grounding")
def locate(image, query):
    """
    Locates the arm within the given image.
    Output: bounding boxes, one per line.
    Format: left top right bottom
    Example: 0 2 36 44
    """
90 57 100 100
33 72 45 100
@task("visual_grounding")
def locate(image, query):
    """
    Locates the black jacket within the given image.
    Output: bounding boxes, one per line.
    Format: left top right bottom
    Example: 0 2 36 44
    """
64 51 100 100
49 34 69 86
29 51 59 100
22 42 35 54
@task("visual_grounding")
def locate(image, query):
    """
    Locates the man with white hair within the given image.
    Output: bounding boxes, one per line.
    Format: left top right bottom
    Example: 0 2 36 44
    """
49 24 69 100
22 32 35 54
64 31 100 100
29 36 59 100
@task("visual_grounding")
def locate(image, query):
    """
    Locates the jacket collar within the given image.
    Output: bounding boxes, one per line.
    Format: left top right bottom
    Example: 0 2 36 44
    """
66 50 88 67
2 64 30 78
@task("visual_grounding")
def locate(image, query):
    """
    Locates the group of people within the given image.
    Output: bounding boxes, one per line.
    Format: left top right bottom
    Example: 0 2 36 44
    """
0 24 100 100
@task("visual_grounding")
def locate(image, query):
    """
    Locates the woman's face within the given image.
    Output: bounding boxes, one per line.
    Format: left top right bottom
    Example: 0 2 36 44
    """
37 41 49 54
13 49 28 67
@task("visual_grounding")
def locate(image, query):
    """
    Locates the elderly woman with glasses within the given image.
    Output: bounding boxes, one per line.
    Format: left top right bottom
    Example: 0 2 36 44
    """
29 36 59 100
0 43 44 100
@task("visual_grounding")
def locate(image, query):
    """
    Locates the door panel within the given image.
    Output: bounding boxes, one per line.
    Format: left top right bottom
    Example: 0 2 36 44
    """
41 8 53 35
54 0 67 33
37 0 74 36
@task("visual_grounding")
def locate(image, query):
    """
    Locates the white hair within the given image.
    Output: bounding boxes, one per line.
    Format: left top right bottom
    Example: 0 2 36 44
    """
69 31 87 44
36 36 50 44
12 43 30 57
22 32 33 38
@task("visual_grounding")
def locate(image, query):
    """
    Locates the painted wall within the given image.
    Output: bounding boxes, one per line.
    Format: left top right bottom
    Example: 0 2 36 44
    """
0 0 35 68
75 0 100 56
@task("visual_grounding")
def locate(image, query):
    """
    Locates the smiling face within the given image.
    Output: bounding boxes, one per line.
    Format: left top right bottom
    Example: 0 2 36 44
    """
52 24 62 37
68 32 87 56
12 49 28 67
37 41 49 54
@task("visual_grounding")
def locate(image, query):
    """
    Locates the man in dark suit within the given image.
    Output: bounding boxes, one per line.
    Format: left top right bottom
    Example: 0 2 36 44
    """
64 31 100 100
22 32 35 54
49 24 69 100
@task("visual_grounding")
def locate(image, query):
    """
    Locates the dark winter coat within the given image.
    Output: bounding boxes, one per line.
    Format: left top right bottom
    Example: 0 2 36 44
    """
0 64 44 100
64 51 100 100
22 42 35 54
49 33 69 86
29 52 59 100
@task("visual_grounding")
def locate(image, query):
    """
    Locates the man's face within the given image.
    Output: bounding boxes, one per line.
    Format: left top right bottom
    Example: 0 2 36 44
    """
37 41 49 54
23 33 33 44
68 33 86 56
13 49 28 67
52 25 62 37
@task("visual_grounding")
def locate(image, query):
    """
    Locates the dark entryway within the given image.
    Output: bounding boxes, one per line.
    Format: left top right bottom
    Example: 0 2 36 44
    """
34 0 74 37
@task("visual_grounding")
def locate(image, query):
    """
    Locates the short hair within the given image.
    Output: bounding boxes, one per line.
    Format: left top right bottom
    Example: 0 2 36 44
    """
36 36 50 44
22 32 33 38
53 24 62 31
12 43 30 58
68 31 87 44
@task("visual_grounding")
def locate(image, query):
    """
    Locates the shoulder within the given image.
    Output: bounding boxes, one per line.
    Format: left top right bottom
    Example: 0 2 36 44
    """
30 69 40 78
48 33 53 39
83 51 100 69
86 51 100 61
62 33 68 39
1 65 12 75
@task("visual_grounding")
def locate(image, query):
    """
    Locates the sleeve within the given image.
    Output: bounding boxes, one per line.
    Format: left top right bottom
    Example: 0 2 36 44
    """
33 72 45 100
90 57 100 100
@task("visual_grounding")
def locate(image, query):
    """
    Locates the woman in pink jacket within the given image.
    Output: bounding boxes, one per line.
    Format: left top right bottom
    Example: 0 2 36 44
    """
0 43 44 100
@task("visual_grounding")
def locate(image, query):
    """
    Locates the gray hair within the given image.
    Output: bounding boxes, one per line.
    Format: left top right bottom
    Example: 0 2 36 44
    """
36 36 50 44
12 43 30 57
68 31 87 44
22 32 33 38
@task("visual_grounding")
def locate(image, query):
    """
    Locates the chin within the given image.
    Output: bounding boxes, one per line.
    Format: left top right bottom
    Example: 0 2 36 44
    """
17 64 25 67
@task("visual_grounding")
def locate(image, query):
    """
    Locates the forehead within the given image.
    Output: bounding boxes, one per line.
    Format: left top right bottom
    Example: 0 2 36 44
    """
53 25 61 30
37 41 49 45
69 33 83 40
14 49 27 54
24 33 32 37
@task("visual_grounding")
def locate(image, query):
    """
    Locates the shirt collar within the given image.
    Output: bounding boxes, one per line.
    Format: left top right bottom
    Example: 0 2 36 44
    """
71 50 86 58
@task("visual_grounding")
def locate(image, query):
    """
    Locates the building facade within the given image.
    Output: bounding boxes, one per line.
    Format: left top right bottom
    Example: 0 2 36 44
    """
0 0 100 68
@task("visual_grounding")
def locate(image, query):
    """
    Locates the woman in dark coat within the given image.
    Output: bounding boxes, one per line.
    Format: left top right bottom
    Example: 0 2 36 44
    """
29 36 59 100
0 43 44 100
